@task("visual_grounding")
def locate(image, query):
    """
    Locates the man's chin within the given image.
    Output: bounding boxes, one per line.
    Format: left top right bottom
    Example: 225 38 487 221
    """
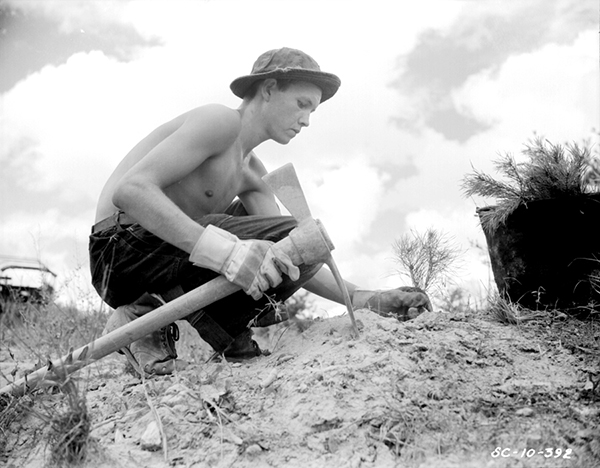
275 135 293 145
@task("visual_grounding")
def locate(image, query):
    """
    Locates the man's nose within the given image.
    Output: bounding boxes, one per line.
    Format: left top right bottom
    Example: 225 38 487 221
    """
299 112 310 128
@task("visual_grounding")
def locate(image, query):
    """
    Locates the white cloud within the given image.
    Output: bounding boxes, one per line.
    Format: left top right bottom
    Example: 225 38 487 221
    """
303 158 389 248
0 206 90 254
387 30 598 211
455 30 598 143
8 0 135 35
3 52 139 196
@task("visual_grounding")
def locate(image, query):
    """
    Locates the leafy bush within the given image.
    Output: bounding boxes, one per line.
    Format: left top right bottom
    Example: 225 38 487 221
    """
462 137 600 232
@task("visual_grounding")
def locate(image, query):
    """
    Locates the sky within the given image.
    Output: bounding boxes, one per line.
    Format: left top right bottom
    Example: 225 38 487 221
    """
0 0 598 312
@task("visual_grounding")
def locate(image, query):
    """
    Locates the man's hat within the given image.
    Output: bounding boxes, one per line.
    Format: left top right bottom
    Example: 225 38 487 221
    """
230 47 341 103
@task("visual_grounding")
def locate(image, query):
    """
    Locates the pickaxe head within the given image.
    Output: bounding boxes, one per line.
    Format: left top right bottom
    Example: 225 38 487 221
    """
263 163 360 337
262 163 334 265
262 163 313 221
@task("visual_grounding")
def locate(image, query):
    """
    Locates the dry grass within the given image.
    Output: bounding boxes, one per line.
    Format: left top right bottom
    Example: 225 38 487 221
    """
252 291 319 353
45 377 91 466
591 269 600 297
0 299 107 466
0 300 107 358
0 371 92 467
488 293 549 325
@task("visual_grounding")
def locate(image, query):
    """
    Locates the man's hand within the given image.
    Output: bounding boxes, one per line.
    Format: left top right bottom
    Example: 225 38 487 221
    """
352 286 432 321
190 225 300 299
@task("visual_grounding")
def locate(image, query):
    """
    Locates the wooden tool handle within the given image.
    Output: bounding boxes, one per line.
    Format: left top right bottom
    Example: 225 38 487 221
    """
0 276 239 396
0 219 332 397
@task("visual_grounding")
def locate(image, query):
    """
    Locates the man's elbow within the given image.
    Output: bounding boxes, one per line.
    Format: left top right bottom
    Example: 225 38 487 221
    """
112 177 140 212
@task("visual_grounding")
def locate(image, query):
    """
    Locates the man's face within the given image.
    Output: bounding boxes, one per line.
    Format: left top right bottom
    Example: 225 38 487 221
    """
266 81 322 144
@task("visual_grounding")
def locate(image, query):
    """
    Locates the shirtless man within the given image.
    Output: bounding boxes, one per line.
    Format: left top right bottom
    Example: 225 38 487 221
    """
89 47 431 375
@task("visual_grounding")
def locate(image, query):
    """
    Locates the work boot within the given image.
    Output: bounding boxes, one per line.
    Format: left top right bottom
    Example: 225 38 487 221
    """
130 322 181 375
102 300 185 376
223 329 264 362
186 310 265 362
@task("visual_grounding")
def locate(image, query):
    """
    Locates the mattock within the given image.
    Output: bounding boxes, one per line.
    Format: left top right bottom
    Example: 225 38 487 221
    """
262 163 359 337
0 163 357 398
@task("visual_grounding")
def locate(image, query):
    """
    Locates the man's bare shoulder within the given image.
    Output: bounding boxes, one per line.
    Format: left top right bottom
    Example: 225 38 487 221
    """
174 104 241 149
185 104 240 131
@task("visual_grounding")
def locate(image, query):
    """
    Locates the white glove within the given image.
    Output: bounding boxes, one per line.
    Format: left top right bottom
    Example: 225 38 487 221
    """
190 225 300 300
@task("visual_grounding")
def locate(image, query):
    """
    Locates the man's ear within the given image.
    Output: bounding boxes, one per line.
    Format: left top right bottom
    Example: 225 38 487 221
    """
261 79 278 101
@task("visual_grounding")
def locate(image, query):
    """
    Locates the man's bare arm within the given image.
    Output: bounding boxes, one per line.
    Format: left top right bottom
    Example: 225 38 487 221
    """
238 154 281 216
112 105 240 253
303 267 358 305
304 266 432 319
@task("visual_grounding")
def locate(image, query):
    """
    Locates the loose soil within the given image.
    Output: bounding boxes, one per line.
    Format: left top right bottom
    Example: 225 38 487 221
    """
1 307 599 467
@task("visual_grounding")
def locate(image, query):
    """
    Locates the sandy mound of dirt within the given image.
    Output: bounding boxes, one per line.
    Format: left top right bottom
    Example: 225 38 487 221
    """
3 307 599 467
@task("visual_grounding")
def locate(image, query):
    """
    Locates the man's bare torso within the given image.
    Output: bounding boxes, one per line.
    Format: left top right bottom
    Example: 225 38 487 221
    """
95 106 266 223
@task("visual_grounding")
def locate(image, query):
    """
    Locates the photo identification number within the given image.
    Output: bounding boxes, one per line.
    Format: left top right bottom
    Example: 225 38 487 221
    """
491 447 573 459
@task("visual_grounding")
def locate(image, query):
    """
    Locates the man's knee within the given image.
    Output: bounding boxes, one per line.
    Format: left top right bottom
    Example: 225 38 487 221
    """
217 214 297 243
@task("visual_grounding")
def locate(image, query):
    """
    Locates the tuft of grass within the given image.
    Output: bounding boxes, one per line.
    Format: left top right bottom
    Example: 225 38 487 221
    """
0 374 93 467
462 137 600 232
591 269 600 297
251 291 319 353
46 376 91 466
487 294 548 325
0 297 107 466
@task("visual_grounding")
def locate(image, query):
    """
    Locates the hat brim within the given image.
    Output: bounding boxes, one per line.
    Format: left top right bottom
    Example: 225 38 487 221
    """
230 69 341 103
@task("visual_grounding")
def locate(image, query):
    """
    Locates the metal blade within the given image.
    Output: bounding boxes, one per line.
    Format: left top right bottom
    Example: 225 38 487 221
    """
262 163 312 221
326 256 360 337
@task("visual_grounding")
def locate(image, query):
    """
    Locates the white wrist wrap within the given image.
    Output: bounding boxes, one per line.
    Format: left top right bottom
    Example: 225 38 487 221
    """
190 225 239 273
223 243 251 281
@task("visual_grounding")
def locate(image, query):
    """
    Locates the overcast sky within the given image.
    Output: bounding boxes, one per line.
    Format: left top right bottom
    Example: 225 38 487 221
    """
0 0 597 310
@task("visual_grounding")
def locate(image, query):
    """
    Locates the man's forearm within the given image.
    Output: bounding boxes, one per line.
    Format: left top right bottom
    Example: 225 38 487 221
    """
302 266 358 306
113 178 204 254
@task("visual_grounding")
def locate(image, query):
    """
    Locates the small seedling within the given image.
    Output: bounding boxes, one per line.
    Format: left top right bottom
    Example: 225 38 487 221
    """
392 228 462 296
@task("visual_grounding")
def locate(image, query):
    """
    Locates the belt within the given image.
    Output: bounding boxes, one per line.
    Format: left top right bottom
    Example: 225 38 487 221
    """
91 211 138 234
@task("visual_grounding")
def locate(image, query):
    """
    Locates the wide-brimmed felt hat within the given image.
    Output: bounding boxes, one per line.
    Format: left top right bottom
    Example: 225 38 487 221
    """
230 47 341 103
